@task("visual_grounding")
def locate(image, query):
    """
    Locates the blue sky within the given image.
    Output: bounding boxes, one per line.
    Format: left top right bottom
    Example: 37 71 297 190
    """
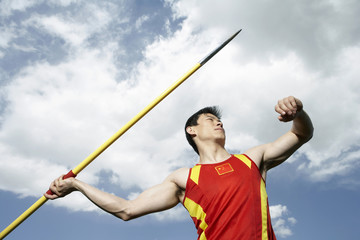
1 0 360 239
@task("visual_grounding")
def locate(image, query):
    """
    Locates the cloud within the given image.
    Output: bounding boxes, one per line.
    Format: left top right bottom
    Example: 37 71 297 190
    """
0 24 20 58
0 26 16 49
294 46 360 182
23 4 113 47
1 0 360 219
270 204 296 238
0 0 191 213
167 0 360 185
169 0 360 73
0 0 80 17
303 146 360 182
0 0 40 17
135 15 150 30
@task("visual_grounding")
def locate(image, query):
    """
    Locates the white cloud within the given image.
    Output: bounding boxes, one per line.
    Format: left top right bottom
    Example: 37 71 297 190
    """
0 42 120 211
0 0 82 17
24 7 112 47
288 217 297 225
25 15 88 46
169 0 360 71
294 46 360 181
12 43 37 52
305 147 360 182
270 204 296 238
270 204 289 219
1 0 360 220
47 0 80 7
0 18 198 211
135 15 150 30
0 0 41 17
166 0 360 185
0 26 16 49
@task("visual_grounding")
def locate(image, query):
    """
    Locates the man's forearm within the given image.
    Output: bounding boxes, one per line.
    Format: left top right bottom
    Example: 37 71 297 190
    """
72 179 132 220
291 110 314 142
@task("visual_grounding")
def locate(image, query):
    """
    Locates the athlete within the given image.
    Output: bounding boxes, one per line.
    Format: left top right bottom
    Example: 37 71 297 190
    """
45 96 313 239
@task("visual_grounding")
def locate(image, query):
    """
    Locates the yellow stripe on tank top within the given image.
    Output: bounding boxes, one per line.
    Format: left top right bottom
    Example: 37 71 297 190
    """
184 197 208 240
190 165 201 185
234 154 252 169
260 179 269 240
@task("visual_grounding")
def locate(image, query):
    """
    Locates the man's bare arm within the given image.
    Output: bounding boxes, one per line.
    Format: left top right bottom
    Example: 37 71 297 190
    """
245 96 314 176
44 168 188 221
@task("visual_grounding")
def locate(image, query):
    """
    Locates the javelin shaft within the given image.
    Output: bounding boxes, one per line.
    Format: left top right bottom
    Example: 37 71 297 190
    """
0 29 241 239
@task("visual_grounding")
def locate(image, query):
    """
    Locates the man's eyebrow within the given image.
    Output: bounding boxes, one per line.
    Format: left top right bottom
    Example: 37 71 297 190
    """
205 115 220 120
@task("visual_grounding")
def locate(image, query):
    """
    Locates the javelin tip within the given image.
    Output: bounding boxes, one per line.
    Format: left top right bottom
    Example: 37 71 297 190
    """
199 29 242 65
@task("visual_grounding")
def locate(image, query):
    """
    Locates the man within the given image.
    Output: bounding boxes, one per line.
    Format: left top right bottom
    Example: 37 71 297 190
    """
45 96 313 240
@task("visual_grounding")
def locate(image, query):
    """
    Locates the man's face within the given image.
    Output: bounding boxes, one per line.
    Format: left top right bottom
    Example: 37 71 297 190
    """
192 113 226 145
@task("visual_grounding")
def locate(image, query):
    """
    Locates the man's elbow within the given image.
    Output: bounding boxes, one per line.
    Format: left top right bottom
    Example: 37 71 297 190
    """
299 126 314 143
307 125 314 141
119 214 132 221
110 202 136 221
114 208 133 221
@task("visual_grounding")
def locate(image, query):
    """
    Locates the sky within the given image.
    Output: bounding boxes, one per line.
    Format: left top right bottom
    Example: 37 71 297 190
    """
0 0 359 239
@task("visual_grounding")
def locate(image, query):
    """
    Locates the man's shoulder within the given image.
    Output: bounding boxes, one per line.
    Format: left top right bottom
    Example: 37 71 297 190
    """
170 167 190 181
244 145 267 165
167 167 190 190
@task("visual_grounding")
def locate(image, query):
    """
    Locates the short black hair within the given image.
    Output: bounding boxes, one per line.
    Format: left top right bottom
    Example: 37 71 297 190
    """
185 106 222 155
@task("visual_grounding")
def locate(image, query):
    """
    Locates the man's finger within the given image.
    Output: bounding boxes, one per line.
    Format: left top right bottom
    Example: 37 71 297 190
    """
289 97 297 108
275 104 286 115
44 192 58 200
283 97 296 113
277 100 292 115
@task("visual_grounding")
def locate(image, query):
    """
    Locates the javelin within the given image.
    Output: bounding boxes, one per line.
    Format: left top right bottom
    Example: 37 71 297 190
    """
0 29 241 239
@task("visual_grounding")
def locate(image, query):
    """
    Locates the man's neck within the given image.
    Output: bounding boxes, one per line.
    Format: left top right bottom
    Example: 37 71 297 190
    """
198 145 231 165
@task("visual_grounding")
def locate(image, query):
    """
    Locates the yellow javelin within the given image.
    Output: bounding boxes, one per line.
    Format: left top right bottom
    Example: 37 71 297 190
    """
0 29 241 239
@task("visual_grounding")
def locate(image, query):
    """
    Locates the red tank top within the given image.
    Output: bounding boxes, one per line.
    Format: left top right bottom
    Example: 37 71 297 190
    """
182 154 276 240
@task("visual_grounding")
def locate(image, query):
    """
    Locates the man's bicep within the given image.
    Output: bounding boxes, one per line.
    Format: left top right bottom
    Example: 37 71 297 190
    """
263 131 303 169
128 180 180 219
245 131 304 171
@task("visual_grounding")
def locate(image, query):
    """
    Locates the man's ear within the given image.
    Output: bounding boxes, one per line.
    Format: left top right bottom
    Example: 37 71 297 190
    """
186 126 196 136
